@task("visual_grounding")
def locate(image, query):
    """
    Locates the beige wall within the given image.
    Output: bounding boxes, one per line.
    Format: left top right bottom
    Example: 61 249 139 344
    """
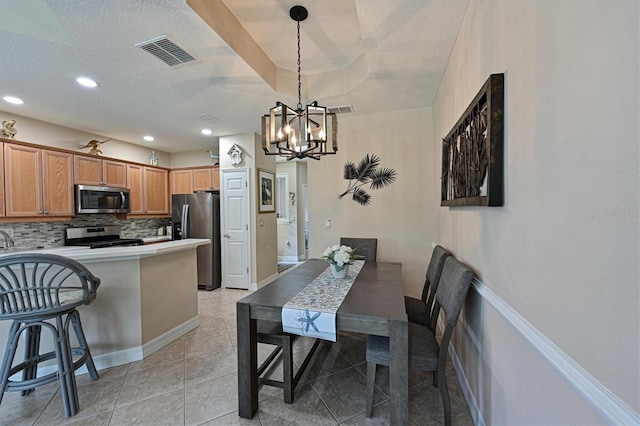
0 110 171 166
140 250 198 344
432 0 639 423
308 107 435 296
170 149 219 169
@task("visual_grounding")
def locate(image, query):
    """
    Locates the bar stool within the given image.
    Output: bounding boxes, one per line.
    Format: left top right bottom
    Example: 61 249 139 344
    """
0 253 100 417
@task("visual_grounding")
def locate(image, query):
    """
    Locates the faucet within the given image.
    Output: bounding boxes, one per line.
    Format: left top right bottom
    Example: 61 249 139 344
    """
0 231 15 248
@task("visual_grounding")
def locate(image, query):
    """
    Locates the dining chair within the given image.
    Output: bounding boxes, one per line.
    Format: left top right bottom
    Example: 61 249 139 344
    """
404 245 451 328
0 253 101 417
339 237 377 262
255 320 320 404
365 256 474 425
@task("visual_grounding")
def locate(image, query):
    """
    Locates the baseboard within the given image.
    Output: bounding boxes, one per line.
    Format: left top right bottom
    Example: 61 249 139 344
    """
278 256 298 263
141 315 200 357
256 272 279 290
27 316 200 378
449 277 640 425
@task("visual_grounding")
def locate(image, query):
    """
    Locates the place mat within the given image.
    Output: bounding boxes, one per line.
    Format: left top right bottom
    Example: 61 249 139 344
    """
281 260 365 342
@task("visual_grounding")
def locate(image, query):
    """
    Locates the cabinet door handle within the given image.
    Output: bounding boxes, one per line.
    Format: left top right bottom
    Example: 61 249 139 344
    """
224 233 231 238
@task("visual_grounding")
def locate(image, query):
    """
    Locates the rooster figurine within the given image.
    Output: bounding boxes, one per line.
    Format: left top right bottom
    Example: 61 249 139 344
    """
81 138 111 155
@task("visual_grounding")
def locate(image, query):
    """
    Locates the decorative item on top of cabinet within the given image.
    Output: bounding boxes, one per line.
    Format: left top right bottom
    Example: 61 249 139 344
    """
4 143 74 217
1 120 17 139
80 138 110 155
127 164 169 215
74 155 127 187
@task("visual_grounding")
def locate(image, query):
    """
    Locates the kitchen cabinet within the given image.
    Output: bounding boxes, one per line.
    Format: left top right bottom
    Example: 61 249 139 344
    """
74 155 127 187
170 169 193 194
4 143 74 217
193 166 219 191
127 164 169 215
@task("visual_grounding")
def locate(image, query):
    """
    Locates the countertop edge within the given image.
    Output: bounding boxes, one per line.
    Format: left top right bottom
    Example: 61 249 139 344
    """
0 239 210 263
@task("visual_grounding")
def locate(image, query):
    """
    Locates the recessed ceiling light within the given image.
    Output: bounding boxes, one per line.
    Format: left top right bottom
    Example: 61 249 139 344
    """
201 129 212 135
76 77 98 88
3 96 25 105
143 135 154 142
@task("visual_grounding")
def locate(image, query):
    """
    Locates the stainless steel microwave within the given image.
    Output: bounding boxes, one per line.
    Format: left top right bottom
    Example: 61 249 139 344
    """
75 185 131 214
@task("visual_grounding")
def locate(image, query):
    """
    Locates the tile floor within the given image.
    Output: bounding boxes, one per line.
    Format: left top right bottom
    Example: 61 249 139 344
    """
0 285 474 425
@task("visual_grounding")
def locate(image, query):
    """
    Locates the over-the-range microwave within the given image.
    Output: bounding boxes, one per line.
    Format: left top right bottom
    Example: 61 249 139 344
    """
75 185 131 214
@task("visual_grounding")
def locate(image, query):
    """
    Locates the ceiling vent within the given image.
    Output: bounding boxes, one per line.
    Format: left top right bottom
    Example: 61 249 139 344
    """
327 105 354 114
135 35 198 67
196 113 222 123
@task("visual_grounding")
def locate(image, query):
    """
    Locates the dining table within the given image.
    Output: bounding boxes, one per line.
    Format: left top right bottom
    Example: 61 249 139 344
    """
236 258 408 424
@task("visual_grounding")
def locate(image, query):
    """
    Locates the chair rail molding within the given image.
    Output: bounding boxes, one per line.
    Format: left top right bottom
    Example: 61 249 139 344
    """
448 276 640 425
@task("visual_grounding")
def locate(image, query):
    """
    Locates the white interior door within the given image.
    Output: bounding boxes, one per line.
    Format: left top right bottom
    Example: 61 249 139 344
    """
221 169 250 289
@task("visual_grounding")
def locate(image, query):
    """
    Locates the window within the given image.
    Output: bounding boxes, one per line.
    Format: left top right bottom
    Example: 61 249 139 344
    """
276 173 289 223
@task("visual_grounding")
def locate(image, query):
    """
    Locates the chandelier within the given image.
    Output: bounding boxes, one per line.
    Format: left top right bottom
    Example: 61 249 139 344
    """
262 5 337 161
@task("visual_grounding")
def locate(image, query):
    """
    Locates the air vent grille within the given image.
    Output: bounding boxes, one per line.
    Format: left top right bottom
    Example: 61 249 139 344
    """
135 35 198 67
327 105 354 114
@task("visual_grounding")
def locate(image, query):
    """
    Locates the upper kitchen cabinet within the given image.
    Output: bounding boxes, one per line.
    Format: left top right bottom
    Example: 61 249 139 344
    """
4 143 74 217
127 164 169 215
170 169 193 194
193 166 220 191
74 155 127 187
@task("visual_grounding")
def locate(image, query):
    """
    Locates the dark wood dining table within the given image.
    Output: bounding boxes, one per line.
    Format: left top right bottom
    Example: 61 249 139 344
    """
236 258 408 424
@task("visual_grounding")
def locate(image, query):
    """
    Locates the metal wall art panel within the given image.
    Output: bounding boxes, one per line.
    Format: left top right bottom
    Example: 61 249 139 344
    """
441 73 504 207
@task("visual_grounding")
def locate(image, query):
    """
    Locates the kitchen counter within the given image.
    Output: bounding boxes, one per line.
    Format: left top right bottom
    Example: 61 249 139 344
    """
0 239 210 374
0 238 208 262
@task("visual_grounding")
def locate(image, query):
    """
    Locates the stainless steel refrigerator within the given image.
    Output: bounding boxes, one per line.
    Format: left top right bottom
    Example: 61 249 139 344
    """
172 192 221 290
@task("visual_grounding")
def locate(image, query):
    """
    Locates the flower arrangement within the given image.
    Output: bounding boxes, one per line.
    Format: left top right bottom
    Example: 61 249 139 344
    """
322 244 356 272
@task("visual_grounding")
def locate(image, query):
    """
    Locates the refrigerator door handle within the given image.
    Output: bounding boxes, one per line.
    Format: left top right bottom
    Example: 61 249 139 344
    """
181 204 189 239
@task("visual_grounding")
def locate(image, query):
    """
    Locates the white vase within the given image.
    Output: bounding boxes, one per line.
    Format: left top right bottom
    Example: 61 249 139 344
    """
330 263 349 279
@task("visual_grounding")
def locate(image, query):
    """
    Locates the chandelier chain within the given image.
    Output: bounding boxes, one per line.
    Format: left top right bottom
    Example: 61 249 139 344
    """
297 18 302 111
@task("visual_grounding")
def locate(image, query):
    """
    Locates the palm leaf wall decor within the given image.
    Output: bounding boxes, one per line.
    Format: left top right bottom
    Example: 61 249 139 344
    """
338 154 397 205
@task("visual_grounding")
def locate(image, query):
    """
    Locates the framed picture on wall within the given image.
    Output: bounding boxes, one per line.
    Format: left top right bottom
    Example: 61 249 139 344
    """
258 168 275 213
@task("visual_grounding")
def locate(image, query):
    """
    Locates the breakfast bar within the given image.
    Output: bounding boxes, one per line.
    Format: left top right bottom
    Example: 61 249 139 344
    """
0 239 210 371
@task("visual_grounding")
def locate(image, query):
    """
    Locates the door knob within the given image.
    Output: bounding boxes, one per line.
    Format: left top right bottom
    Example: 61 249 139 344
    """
224 233 231 238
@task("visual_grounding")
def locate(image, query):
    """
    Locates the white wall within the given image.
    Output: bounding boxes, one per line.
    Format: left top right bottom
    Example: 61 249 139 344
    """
432 0 639 423
308 107 436 296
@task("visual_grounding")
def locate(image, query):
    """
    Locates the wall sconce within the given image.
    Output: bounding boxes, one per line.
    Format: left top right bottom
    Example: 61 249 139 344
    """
289 192 296 206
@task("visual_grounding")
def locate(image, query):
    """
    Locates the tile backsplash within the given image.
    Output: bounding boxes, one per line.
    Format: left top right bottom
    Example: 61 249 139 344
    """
0 216 170 249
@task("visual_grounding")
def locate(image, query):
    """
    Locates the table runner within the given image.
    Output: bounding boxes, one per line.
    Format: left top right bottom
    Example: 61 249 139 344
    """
281 260 365 342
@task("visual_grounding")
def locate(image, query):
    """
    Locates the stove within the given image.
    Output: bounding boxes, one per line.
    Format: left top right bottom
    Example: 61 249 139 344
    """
64 226 144 249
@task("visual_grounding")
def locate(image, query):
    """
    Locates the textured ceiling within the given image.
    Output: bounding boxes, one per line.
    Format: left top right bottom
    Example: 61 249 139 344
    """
0 0 469 153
